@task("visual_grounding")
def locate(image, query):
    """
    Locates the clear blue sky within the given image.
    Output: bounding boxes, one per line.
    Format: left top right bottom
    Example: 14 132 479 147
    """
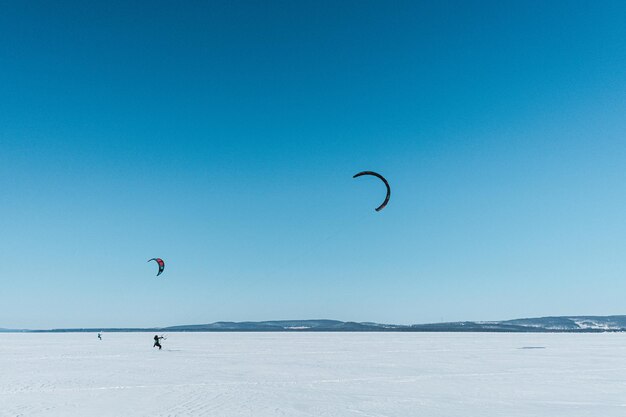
2 1 626 329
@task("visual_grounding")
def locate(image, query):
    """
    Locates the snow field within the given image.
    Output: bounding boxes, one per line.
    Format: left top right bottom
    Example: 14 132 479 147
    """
1 332 626 416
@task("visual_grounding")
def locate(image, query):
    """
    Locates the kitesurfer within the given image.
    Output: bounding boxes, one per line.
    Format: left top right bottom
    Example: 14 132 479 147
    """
153 335 164 350
97 332 102 340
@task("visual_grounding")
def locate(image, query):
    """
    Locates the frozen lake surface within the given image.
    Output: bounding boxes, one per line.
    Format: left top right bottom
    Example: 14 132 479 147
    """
1 332 626 416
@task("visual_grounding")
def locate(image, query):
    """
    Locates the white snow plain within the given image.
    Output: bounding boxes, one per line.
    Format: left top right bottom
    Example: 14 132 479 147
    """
1 332 626 416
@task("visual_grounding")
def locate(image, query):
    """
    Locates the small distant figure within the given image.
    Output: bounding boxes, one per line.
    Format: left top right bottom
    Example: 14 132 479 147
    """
153 334 165 350
97 332 102 340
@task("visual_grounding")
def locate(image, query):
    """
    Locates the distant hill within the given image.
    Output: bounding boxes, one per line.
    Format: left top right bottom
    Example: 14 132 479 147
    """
165 320 402 332
502 315 626 331
0 328 27 333
405 316 626 332
4 316 626 333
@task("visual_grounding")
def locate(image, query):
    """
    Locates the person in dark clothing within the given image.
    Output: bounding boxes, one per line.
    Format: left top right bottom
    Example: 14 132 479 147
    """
97 332 102 340
153 335 164 349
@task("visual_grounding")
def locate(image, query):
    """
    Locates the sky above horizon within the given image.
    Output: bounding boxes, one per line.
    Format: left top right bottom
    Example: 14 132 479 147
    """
2 1 626 328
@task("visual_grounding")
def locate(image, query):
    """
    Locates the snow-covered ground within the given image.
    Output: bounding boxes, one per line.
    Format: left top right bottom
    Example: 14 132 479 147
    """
1 332 626 416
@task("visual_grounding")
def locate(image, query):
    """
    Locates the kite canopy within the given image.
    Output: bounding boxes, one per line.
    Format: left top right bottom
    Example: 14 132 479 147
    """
353 171 391 212
148 258 165 276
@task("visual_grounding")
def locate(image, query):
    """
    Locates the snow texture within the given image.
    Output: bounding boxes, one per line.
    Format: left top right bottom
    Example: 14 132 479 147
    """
1 332 626 416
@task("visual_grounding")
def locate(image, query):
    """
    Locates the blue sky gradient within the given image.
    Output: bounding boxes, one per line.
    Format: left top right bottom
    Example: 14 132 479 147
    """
2 1 626 328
